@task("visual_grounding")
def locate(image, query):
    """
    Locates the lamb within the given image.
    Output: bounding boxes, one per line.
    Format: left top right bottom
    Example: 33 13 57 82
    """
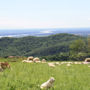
40 77 55 89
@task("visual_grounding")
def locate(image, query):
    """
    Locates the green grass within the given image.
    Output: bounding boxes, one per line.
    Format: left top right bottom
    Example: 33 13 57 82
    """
0 61 90 90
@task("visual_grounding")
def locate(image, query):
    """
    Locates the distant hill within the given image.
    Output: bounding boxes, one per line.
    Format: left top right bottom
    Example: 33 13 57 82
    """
0 33 84 57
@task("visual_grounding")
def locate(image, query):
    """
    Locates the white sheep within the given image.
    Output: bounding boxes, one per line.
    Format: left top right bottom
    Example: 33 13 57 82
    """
83 62 89 64
35 61 41 63
74 62 78 64
67 63 71 66
55 62 60 65
68 62 73 64
22 60 27 62
48 63 55 67
40 77 55 89
61 62 67 64
22 60 33 63
42 59 46 63
33 57 40 62
27 56 34 61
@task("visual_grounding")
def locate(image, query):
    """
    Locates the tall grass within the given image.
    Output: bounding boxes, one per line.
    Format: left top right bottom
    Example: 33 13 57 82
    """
0 61 90 90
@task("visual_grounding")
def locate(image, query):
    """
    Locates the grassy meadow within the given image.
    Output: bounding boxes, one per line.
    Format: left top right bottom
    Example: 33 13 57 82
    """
0 58 90 90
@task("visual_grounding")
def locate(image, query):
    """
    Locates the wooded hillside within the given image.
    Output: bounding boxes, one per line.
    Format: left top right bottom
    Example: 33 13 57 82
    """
0 33 83 58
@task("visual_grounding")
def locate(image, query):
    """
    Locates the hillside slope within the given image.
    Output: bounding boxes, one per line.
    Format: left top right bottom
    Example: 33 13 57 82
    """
0 33 83 57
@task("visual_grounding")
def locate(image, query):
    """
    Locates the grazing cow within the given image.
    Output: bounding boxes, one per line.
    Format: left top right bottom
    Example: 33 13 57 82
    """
40 77 55 89
0 62 10 69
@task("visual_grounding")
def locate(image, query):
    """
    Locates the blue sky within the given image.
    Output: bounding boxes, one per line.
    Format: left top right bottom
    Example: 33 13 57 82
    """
0 0 90 29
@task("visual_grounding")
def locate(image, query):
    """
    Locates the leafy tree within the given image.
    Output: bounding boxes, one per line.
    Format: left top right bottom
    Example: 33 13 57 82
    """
70 39 86 53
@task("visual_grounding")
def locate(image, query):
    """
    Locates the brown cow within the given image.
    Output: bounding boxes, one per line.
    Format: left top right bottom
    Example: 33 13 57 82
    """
0 62 10 69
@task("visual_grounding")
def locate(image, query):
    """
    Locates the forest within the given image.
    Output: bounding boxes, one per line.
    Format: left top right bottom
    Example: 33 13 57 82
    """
0 33 90 61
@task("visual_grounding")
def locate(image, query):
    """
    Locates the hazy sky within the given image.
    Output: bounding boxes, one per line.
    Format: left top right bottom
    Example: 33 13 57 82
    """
0 0 90 29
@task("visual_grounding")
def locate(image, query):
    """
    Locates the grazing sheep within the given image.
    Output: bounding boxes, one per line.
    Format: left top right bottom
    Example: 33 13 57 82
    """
68 62 73 64
42 59 46 63
74 62 78 64
35 61 41 63
22 60 27 62
40 77 55 89
33 57 40 62
85 58 90 62
83 62 88 64
22 60 33 63
48 63 55 67
67 63 71 66
55 62 60 65
84 58 90 64
77 62 82 64
61 62 67 64
27 56 34 61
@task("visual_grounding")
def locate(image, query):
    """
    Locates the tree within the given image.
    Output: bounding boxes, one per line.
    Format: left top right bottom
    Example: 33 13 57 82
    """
70 39 86 53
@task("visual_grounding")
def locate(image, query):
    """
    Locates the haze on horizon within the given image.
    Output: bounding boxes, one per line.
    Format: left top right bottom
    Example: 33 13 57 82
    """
0 0 90 29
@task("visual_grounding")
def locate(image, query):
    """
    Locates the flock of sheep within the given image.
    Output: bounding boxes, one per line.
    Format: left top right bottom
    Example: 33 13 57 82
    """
21 56 90 89
22 56 46 63
22 56 90 67
0 57 90 89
